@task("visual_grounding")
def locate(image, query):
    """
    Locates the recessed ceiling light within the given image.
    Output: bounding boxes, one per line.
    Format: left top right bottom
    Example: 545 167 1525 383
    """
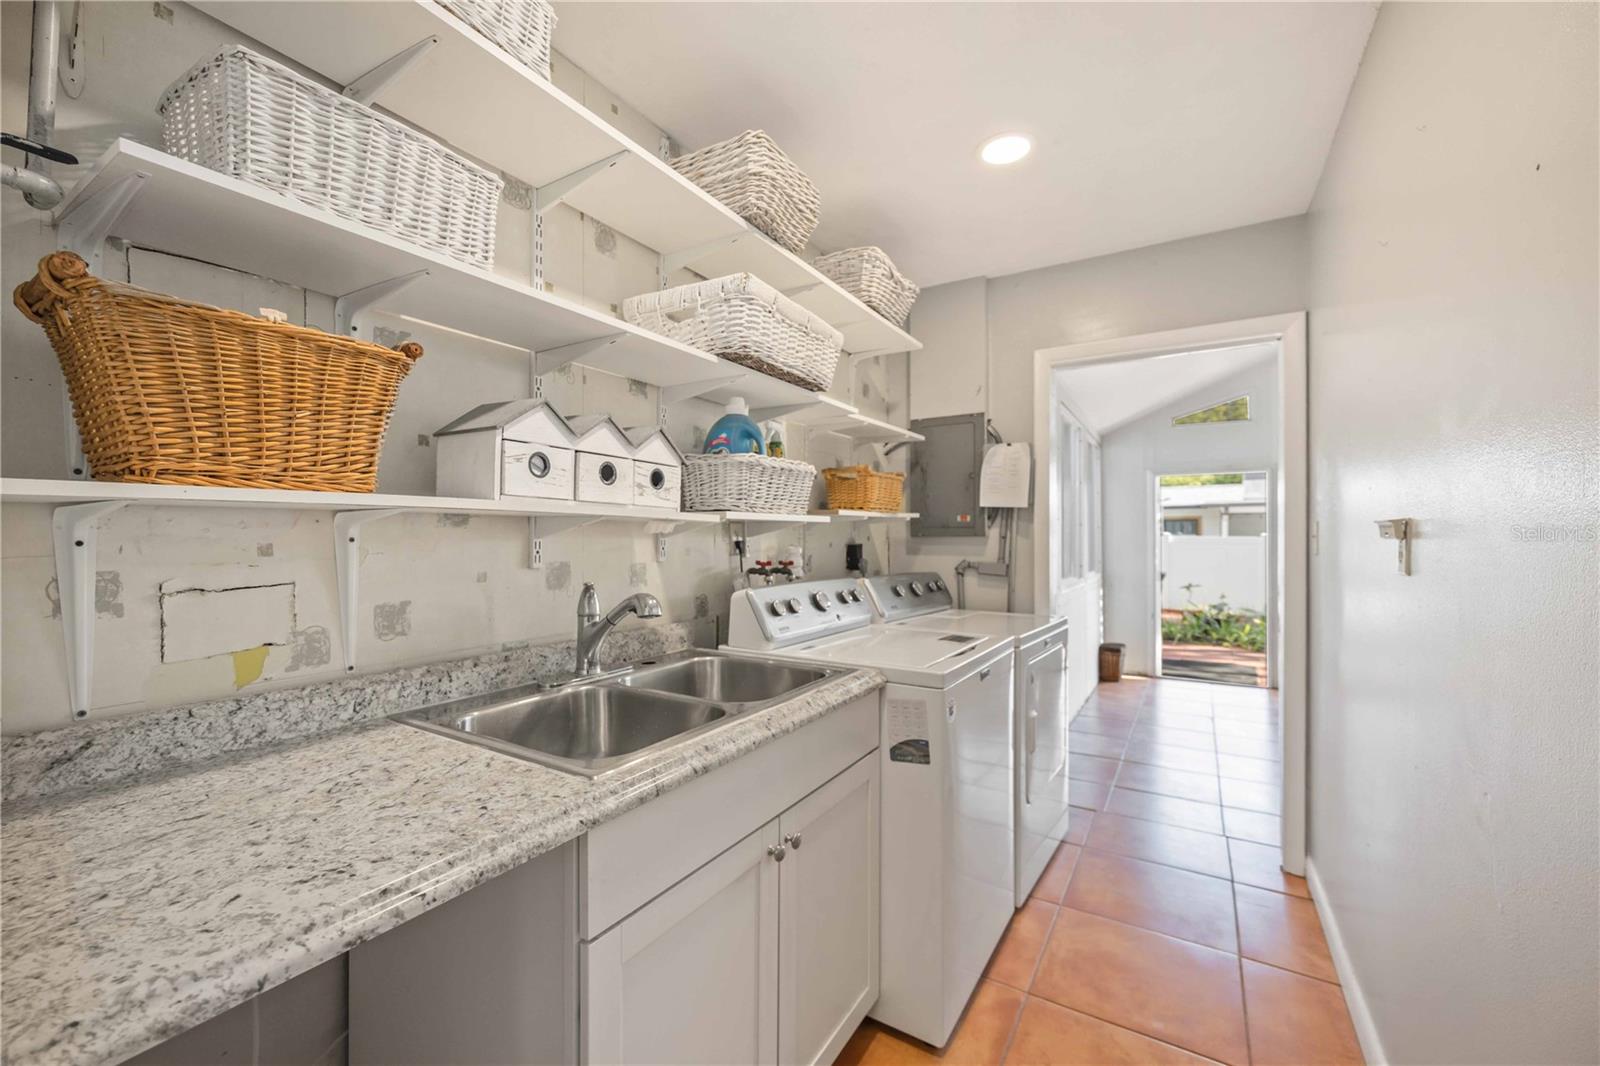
980 134 1031 166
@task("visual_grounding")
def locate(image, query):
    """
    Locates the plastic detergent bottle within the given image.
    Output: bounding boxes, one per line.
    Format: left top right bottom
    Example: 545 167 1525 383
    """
702 397 765 455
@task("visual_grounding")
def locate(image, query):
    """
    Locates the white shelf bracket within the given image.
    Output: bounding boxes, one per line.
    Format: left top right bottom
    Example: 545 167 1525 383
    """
658 233 745 286
52 500 128 719
532 333 625 376
534 150 629 214
334 270 429 338
748 402 816 422
334 509 405 672
660 374 744 405
780 282 825 298
530 514 606 539
342 35 439 105
846 348 896 399
56 170 146 272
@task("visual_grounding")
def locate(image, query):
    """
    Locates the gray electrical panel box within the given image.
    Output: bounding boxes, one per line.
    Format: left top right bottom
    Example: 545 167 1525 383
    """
909 413 985 538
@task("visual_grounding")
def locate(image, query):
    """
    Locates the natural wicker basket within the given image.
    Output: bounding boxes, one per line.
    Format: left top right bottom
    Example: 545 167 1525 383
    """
671 130 819 253
682 453 816 514
823 465 905 512
13 252 422 492
440 0 557 80
812 246 919 328
623 273 842 391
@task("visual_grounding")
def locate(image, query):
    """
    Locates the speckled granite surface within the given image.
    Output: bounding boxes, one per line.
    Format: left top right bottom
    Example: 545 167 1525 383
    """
1 664 883 1066
1 622 692 803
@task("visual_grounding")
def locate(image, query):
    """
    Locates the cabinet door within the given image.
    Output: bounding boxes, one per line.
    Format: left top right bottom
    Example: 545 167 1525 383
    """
777 753 881 1066
583 820 781 1066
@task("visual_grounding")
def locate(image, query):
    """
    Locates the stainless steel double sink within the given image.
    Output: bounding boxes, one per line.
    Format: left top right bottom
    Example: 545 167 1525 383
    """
394 651 837 777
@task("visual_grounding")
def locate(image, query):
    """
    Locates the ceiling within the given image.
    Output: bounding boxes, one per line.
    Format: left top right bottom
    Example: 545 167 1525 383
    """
552 2 1378 287
1055 342 1276 436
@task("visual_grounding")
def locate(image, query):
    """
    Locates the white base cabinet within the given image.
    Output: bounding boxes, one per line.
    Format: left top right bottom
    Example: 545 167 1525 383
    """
582 752 878 1066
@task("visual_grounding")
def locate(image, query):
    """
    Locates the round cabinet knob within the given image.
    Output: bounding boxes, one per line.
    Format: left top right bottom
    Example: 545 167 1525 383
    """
766 602 784 617
784 833 803 850
785 598 802 614
909 581 924 595
767 843 787 863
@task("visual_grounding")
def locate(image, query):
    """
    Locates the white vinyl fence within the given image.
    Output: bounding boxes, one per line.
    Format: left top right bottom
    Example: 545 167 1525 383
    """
1161 534 1267 613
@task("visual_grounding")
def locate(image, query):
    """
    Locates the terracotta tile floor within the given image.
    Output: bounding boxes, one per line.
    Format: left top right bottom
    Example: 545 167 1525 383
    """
838 677 1362 1066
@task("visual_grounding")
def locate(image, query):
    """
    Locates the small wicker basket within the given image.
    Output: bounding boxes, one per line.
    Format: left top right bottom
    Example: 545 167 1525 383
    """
812 247 919 329
440 0 557 80
823 465 906 512
682 454 817 514
13 252 422 492
671 131 820 253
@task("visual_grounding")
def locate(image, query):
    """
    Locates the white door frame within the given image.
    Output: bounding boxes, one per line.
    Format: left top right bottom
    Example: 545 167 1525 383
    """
1032 312 1308 874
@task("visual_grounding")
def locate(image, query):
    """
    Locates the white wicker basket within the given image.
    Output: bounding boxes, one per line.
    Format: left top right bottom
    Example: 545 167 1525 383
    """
160 46 503 268
672 131 819 253
439 0 557 80
812 246 920 329
623 274 843 391
682 454 817 514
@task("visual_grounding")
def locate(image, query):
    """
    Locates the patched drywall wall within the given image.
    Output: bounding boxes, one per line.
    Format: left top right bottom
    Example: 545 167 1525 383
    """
1305 3 1598 1062
0 2 905 732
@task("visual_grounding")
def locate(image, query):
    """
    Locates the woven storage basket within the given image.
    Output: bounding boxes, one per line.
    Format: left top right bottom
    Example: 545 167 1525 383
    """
160 46 503 268
672 131 819 253
13 252 422 492
812 246 920 329
440 0 557 80
682 454 816 514
823 465 906 512
623 274 843 391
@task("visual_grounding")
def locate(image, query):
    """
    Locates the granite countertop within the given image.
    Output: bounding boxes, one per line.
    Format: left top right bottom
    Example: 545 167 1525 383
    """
1 667 884 1066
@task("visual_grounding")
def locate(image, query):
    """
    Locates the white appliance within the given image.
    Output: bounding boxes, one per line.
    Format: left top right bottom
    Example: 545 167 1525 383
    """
725 580 1015 1048
861 573 1070 909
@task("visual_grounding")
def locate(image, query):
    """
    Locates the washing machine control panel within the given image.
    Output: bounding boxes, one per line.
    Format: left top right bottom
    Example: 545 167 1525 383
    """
728 579 876 648
860 572 955 621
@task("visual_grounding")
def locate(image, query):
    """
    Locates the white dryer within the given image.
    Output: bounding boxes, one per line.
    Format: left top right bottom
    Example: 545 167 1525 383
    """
861 573 1071 909
726 579 1015 1048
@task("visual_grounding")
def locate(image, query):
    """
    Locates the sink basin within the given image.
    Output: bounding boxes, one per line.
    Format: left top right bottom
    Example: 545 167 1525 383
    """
394 650 840 777
616 655 831 706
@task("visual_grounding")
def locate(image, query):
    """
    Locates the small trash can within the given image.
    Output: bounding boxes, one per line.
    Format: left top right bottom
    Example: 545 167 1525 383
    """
1098 642 1126 683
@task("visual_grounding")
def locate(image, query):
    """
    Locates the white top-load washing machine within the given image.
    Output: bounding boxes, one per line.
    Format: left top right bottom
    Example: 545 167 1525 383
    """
860 573 1071 909
725 579 1015 1048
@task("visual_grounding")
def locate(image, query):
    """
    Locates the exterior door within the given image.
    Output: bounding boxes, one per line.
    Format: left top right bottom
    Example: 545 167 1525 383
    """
777 753 880 1066
582 821 781 1065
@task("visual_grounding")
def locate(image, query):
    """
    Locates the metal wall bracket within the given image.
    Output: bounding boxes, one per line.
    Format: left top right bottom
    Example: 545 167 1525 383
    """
334 270 428 338
530 514 606 539
1375 518 1414 575
60 0 86 98
533 333 624 376
658 233 743 287
661 374 743 405
56 170 145 271
342 35 438 105
534 150 628 215
334 509 404 672
52 500 128 719
748 402 814 422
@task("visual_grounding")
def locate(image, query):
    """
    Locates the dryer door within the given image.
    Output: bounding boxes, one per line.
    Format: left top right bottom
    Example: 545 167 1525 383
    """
1017 640 1071 906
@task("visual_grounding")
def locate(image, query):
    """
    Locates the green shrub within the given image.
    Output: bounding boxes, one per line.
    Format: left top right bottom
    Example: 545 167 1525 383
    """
1161 600 1266 651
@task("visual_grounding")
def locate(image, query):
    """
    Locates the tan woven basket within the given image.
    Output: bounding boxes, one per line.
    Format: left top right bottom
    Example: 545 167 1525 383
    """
14 252 423 492
823 465 905 512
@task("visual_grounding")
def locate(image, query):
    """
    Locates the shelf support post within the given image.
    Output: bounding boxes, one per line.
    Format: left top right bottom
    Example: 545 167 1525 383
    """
52 500 128 719
334 270 429 339
334 509 404 673
532 332 625 376
342 35 439 105
534 150 629 215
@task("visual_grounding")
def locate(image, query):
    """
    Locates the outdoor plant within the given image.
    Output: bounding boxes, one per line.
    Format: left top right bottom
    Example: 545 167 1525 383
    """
1162 596 1267 651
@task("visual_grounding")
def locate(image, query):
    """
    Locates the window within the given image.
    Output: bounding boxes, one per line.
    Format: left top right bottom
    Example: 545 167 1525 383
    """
1173 395 1249 426
1164 516 1201 535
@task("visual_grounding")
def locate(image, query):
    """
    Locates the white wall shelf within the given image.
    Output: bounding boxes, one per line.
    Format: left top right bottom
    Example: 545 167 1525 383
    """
778 406 924 444
55 140 847 418
192 0 922 359
815 510 920 522
708 511 832 536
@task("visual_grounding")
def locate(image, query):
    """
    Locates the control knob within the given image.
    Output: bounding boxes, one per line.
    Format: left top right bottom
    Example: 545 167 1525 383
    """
811 591 830 611
785 598 802 614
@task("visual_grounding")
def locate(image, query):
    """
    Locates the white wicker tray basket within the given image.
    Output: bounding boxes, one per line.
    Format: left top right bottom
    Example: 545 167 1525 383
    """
672 130 819 253
682 453 817 514
812 246 920 328
160 46 503 268
623 273 843 391
439 0 557 80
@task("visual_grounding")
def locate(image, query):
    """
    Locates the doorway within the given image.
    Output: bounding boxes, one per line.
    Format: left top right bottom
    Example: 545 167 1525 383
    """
1157 470 1271 687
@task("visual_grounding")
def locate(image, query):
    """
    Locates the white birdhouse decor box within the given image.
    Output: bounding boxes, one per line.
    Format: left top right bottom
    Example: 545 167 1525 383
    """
567 415 636 505
432 400 577 501
626 426 684 509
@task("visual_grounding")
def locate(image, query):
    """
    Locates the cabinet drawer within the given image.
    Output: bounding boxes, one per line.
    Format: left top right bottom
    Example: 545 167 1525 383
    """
580 692 876 940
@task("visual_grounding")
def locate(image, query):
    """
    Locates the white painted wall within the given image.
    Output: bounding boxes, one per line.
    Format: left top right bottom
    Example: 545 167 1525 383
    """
1161 535 1266 613
0 2 905 732
1092 359 1279 675
1304 4 1598 1063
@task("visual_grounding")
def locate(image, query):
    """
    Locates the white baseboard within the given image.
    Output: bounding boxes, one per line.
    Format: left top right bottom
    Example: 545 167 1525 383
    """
1305 857 1387 1066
